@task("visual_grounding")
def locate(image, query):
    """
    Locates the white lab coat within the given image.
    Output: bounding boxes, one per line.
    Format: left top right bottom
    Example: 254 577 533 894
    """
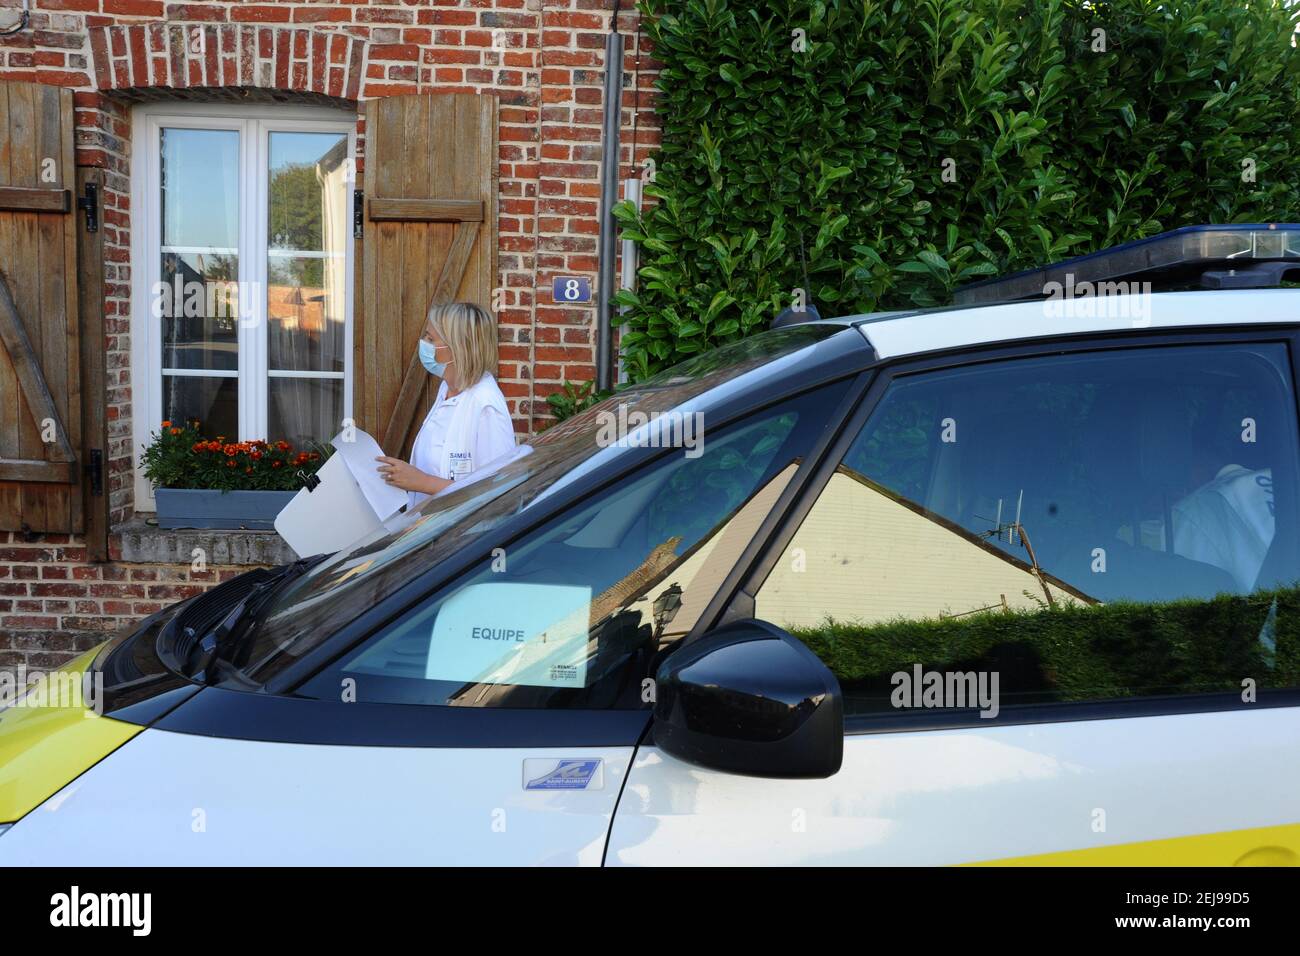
1173 464 1275 592
407 372 516 510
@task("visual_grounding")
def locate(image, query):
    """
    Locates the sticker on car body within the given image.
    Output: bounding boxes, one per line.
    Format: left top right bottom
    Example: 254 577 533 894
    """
523 758 604 791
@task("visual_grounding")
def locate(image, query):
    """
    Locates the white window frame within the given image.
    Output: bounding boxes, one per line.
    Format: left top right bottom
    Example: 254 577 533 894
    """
130 102 357 510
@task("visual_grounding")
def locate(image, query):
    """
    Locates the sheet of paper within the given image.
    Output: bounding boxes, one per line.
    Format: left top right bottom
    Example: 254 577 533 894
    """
329 428 408 520
273 453 386 558
425 582 592 689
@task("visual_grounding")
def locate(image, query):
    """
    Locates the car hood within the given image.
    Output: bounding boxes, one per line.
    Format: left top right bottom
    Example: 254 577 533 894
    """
0 646 142 823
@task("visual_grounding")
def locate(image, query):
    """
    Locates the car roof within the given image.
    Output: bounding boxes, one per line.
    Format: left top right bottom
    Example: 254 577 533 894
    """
827 288 1300 360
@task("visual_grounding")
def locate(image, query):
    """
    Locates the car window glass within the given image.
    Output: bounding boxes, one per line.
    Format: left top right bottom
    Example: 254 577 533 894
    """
299 383 849 708
755 343 1300 716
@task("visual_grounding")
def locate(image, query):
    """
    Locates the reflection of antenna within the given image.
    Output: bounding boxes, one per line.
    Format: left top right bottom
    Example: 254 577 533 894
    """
979 489 1054 608
797 228 811 301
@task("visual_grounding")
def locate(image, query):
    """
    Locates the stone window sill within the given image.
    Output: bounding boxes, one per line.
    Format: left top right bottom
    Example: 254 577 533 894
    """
111 517 296 567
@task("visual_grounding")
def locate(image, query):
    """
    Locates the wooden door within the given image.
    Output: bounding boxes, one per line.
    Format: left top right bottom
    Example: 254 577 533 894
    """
357 93 497 458
0 81 101 542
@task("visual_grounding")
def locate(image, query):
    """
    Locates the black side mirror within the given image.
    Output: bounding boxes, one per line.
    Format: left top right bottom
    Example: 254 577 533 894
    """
653 619 843 778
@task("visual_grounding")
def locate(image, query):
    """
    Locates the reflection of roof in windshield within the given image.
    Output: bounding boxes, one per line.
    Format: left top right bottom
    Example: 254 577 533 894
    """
529 346 809 509
534 323 837 447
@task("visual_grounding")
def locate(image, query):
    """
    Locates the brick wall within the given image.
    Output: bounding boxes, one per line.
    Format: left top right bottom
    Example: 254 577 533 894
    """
0 0 661 670
0 530 260 670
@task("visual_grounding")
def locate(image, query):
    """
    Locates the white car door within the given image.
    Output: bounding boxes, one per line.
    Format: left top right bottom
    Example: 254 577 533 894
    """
608 335 1300 865
607 709 1300 866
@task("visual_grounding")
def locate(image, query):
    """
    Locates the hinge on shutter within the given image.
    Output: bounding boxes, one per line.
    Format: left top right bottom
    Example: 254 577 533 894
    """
77 182 99 234
353 189 364 239
86 448 103 496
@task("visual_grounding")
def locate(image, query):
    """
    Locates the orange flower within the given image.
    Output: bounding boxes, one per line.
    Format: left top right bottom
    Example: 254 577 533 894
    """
251 450 262 460
275 440 291 452
191 443 203 453
170 428 181 436
226 460 237 468
272 460 283 469
245 466 253 474
160 420 171 428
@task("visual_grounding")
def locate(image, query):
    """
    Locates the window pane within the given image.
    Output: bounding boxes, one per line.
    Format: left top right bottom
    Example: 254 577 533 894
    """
159 128 240 381
267 132 348 380
295 384 848 708
756 344 1300 714
268 376 343 448
267 256 345 373
160 128 238 250
160 251 239 371
162 374 238 440
268 131 348 252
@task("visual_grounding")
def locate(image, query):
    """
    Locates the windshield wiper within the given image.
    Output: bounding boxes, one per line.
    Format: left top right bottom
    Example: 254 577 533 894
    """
186 556 325 683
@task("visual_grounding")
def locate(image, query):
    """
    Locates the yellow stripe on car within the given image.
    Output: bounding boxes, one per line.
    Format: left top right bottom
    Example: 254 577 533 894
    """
966 823 1300 866
0 647 141 823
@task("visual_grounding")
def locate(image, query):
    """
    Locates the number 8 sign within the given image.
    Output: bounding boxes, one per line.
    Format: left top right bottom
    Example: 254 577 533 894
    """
551 276 592 304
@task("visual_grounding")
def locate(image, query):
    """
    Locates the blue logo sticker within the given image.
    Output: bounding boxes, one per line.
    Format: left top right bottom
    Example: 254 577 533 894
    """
524 758 603 791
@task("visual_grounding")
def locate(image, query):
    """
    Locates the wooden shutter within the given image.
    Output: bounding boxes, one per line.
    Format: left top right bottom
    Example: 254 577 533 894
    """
0 81 98 538
357 93 497 458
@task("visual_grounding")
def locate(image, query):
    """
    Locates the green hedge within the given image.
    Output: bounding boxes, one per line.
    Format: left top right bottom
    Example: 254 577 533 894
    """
791 585 1299 706
614 0 1300 381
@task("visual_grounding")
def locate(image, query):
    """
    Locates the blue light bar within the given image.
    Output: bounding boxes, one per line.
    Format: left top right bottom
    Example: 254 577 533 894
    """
952 223 1300 306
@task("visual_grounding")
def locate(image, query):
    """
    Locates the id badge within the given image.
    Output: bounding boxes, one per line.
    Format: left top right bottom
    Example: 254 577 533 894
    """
449 453 473 479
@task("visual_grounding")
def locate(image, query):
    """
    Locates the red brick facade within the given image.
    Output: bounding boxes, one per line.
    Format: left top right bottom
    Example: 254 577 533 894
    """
0 0 660 669
0 534 251 668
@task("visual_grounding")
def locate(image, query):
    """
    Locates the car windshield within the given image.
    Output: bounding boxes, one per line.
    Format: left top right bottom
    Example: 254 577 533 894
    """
243 324 841 669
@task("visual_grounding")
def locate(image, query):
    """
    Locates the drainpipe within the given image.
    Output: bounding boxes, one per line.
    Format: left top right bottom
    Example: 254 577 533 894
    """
595 3 625 393
617 174 641 384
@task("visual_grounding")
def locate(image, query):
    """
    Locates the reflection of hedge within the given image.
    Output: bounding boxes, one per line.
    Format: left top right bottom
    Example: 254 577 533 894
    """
791 586 1299 705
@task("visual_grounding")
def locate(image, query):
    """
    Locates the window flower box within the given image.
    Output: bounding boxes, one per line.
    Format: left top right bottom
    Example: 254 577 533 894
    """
152 488 298 531
142 421 328 532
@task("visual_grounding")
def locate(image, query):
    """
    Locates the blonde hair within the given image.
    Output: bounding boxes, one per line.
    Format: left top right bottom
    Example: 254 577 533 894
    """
426 301 498 388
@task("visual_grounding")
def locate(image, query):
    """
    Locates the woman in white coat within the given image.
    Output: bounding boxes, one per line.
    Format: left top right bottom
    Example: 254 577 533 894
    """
375 301 517 507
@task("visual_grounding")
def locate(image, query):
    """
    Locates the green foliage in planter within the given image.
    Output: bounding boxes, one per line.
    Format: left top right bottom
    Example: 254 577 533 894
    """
790 584 1300 705
140 420 331 492
615 0 1300 381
